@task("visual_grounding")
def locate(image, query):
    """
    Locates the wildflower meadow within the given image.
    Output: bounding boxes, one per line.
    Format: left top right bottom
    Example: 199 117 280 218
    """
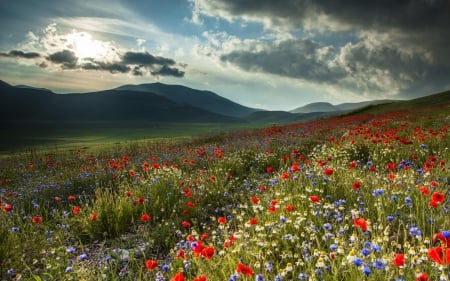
1 104 449 281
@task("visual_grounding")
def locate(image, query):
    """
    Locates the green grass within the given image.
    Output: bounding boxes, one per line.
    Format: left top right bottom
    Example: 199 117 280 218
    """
0 103 449 281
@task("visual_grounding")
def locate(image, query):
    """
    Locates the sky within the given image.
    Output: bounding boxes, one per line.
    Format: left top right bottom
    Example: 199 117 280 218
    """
1 0 449 110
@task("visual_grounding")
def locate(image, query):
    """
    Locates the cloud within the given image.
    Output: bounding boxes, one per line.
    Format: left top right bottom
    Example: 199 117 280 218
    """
220 39 345 83
47 50 78 68
0 50 41 59
122 51 176 66
0 24 186 78
195 0 450 97
151 65 185 77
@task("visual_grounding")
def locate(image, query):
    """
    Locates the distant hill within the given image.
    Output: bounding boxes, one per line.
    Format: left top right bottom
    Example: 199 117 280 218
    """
0 81 240 126
114 83 259 118
290 100 394 114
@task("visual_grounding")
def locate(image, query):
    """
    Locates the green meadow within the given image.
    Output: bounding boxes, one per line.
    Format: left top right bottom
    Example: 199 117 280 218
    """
1 101 449 281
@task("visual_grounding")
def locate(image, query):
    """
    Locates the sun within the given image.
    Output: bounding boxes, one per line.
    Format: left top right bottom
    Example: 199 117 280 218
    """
67 32 107 60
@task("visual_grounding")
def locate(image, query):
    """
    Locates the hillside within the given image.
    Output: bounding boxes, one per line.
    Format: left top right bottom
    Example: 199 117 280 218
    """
290 100 394 114
114 83 259 118
0 82 240 125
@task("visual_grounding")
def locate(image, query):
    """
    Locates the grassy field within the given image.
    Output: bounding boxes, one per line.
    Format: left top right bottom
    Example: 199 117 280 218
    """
0 103 449 281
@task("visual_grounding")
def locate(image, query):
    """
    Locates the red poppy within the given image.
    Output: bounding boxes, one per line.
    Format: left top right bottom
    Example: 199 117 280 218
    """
217 217 227 224
68 195 76 201
266 166 274 173
349 161 358 169
418 186 430 196
129 170 136 177
416 272 429 281
323 168 333 176
73 206 80 215
193 276 207 281
2 204 12 212
433 231 450 247
309 195 321 203
285 204 294 212
137 197 145 204
182 221 191 228
170 273 185 281
251 197 260 204
176 249 186 259
352 181 361 190
140 214 151 222
392 253 405 267
91 213 97 222
267 205 276 213
431 192 445 204
125 191 132 197
236 263 254 275
54 196 62 202
145 259 158 270
428 247 450 265
247 218 258 225
187 201 195 208
353 218 368 231
201 246 215 259
280 172 290 179
32 215 42 225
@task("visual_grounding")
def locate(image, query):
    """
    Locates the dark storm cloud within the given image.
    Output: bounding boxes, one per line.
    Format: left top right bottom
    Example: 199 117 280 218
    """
122 51 176 66
0 50 41 59
199 0 450 96
221 39 345 83
151 65 185 77
0 47 185 78
47 50 78 68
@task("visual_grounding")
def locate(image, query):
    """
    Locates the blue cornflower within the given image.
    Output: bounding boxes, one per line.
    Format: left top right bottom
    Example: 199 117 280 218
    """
420 143 427 149
7 269 14 276
265 261 273 272
409 226 422 237
65 266 72 273
387 215 394 222
66 246 76 254
11 227 19 232
323 223 332 231
255 274 265 281
353 258 363 267
79 253 88 261
274 275 283 281
441 230 450 239
372 258 386 270
280 216 287 223
298 273 308 280
362 266 371 276
372 189 384 196
162 264 170 271
330 244 338 251
361 248 371 256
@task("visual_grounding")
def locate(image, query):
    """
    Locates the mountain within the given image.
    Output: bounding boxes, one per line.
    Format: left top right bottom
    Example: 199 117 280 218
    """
290 100 394 114
0 81 240 125
114 83 259 118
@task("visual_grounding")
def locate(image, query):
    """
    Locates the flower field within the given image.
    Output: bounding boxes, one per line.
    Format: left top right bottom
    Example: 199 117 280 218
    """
1 104 449 281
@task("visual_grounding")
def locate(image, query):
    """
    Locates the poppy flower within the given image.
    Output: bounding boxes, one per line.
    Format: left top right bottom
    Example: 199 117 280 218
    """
32 215 43 225
418 186 430 196
353 218 368 231
140 214 151 222
416 272 429 281
72 206 80 215
247 218 258 225
433 231 450 247
251 197 260 204
431 192 445 204
201 246 215 259
170 273 185 281
428 247 450 265
145 259 158 270
309 195 321 203
217 217 227 224
193 276 207 281
323 168 333 176
352 181 361 190
285 204 294 212
68 195 76 201
182 221 191 228
91 213 97 222
392 253 405 267
266 166 274 173
236 263 254 275
280 172 290 179
2 204 12 212
129 170 136 177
